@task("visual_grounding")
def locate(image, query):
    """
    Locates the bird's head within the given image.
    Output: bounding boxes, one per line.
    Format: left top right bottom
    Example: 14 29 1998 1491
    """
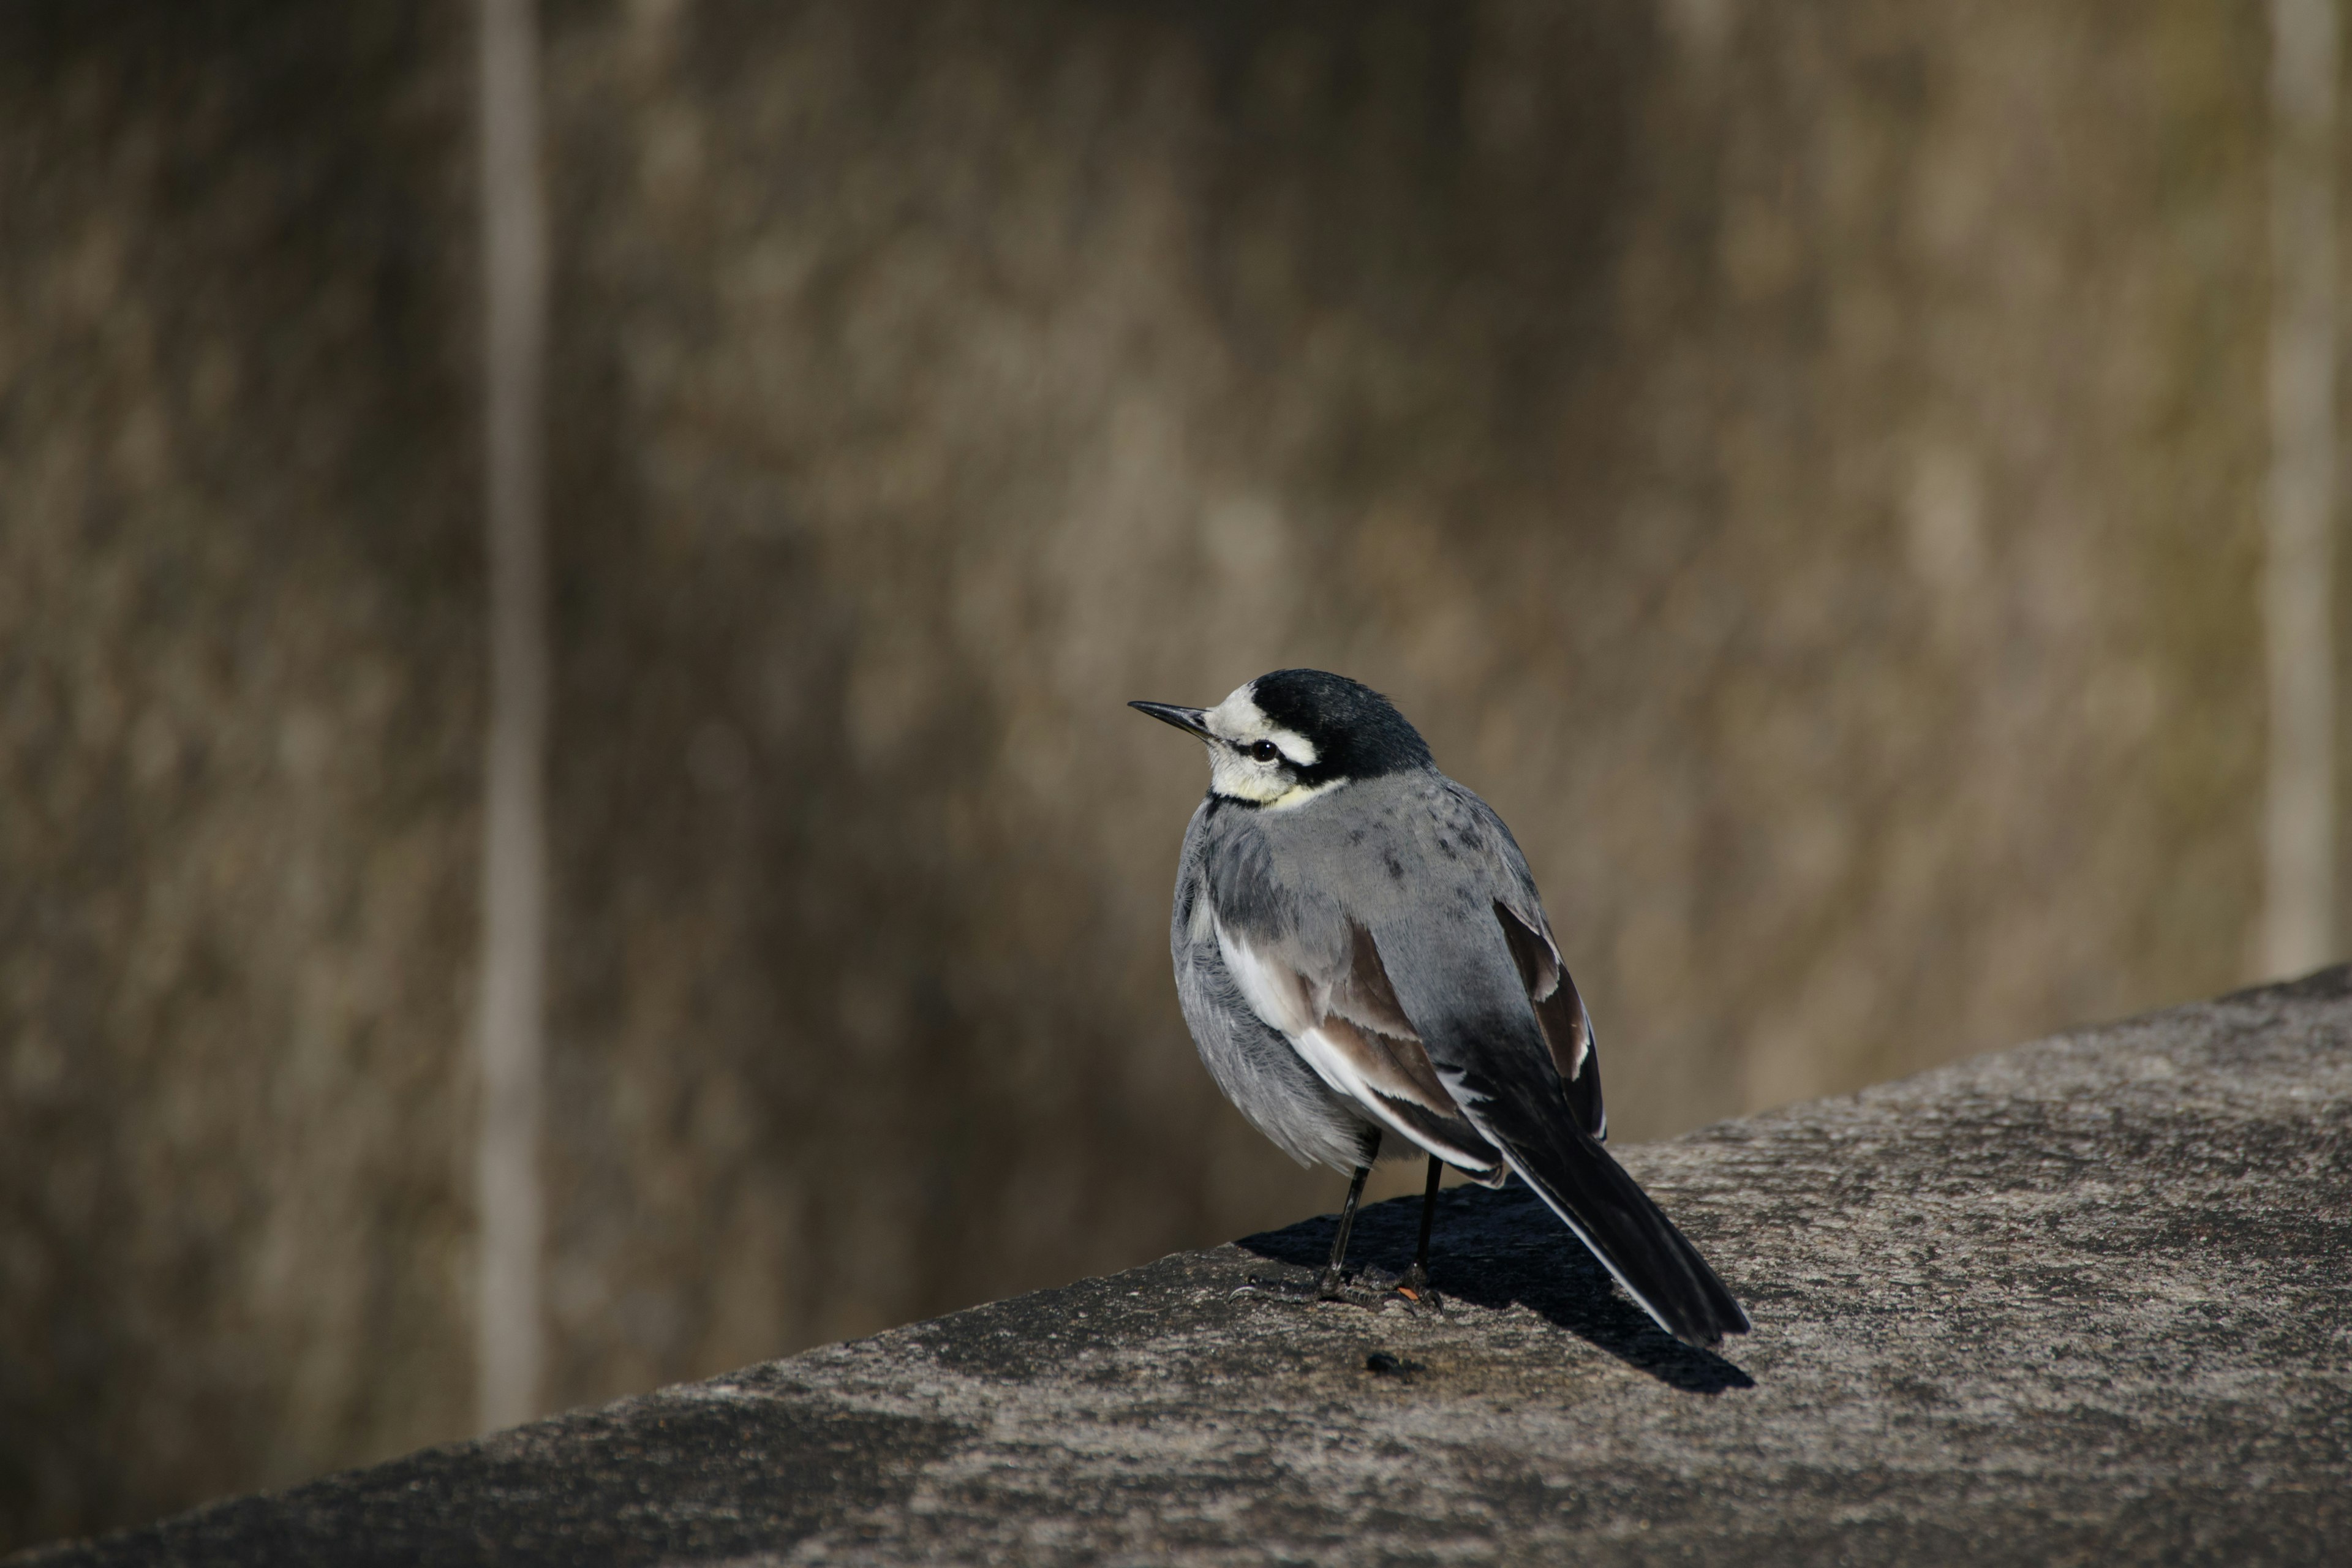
1129 669 1433 808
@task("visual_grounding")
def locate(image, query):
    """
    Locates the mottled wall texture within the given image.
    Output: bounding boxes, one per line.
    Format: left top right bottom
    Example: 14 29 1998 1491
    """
0 3 484 1548
0 0 2313 1550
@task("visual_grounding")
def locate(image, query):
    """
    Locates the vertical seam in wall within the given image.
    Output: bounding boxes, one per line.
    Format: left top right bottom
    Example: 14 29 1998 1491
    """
475 0 549 1433
2265 0 2339 978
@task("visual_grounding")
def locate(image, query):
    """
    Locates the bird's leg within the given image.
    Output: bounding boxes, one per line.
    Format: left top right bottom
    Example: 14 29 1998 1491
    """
1396 1155 1443 1306
1316 1156 1376 1300
1232 1133 1394 1308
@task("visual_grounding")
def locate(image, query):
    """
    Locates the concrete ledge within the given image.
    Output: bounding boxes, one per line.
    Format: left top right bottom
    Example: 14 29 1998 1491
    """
19 973 2352 1565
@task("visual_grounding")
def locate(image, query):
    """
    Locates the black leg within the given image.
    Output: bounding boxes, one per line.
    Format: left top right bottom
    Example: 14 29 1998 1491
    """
1316 1134 1380 1298
1400 1155 1443 1299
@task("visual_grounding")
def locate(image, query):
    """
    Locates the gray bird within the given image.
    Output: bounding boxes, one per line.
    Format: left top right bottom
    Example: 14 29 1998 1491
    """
1132 669 1749 1349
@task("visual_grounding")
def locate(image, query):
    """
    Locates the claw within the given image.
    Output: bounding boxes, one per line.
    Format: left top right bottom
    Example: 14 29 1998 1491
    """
1390 1264 1443 1314
1234 1272 1387 1311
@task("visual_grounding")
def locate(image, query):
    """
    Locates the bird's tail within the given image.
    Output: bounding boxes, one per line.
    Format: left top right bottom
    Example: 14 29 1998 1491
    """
1493 1119 1750 1349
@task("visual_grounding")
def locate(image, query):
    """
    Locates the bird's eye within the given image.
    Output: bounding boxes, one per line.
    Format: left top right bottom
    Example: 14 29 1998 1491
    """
1249 740 1281 764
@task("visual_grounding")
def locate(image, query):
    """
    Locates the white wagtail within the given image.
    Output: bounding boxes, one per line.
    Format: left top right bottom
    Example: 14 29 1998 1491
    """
1132 669 1749 1349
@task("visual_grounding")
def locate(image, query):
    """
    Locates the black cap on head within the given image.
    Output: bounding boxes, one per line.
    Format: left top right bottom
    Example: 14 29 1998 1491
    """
1249 669 1433 783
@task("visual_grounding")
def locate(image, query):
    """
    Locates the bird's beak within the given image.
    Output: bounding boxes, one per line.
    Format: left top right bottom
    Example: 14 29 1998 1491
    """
1128 700 1212 739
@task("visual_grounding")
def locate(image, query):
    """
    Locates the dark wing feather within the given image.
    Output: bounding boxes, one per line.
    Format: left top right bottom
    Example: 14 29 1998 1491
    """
1366 909 1748 1348
1319 1015 1509 1182
1494 903 1606 1142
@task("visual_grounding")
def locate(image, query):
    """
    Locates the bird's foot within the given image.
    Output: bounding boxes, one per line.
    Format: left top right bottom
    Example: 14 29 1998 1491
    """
1231 1265 1442 1316
1391 1262 1444 1316
1231 1269 1387 1310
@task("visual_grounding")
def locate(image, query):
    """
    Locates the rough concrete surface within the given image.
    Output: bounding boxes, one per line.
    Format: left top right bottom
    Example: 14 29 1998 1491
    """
18 970 2350 1565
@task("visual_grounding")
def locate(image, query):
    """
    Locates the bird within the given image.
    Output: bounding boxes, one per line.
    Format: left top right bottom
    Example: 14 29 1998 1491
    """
1131 668 1749 1349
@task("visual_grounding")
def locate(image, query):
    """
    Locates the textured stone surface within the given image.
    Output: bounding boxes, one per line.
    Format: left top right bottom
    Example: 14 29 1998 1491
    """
23 971 2350 1565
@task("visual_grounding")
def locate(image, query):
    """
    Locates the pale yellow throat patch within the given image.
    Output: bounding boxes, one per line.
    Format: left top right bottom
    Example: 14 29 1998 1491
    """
1262 776 1349 810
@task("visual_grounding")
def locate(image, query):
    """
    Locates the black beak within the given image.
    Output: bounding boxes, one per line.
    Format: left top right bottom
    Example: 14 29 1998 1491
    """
1128 700 1212 739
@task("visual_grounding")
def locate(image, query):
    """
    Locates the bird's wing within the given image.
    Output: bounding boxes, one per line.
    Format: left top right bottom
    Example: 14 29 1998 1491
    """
1446 783 1606 1140
1493 900 1605 1142
1359 783 1746 1348
1213 916 1506 1180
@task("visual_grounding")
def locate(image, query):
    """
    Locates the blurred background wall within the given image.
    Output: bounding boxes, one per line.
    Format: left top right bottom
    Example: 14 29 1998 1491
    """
1 0 2331 1550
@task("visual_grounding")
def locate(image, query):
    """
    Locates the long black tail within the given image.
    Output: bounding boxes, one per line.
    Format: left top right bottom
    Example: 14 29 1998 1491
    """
1491 1113 1749 1348
1366 913 1747 1347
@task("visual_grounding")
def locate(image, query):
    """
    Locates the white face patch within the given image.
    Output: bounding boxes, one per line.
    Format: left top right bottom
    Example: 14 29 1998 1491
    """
1197 681 1340 807
1202 685 1317 763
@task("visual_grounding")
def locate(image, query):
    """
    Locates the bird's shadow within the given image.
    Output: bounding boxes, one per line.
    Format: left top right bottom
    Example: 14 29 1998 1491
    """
1235 1183 1754 1396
